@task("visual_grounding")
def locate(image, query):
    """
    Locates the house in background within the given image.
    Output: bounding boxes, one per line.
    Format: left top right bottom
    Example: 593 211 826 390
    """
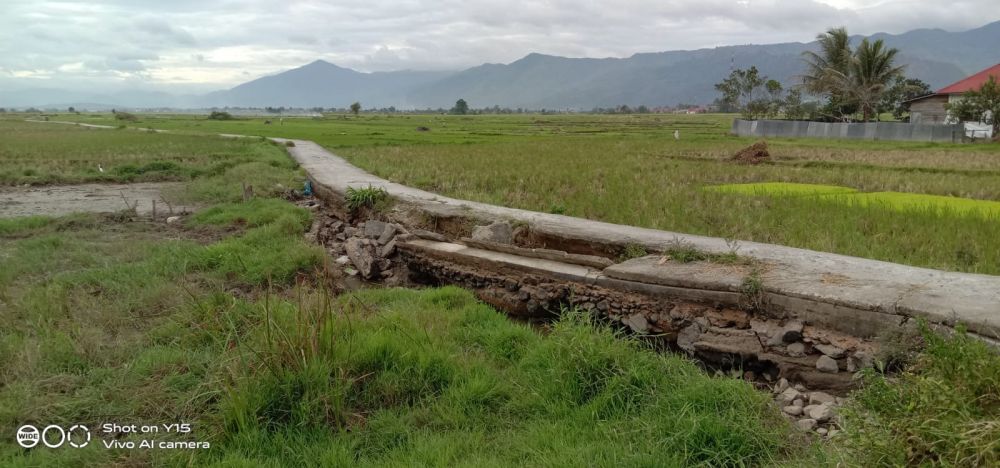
906 62 999 138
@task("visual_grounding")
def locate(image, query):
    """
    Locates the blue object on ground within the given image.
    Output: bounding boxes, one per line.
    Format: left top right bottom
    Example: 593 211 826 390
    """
303 180 313 196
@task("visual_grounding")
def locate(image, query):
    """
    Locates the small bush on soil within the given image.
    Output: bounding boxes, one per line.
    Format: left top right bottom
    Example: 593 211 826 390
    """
617 243 648 262
345 185 389 211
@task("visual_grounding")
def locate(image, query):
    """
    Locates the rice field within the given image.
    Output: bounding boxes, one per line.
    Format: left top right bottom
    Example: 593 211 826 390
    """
707 182 1000 219
24 111 1000 274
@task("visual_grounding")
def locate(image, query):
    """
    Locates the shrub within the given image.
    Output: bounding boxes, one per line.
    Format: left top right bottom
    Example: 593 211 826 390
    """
208 111 234 121
114 111 139 122
345 185 389 212
617 243 648 262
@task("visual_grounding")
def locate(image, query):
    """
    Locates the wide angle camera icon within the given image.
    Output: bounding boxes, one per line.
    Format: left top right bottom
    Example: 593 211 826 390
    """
16 424 91 449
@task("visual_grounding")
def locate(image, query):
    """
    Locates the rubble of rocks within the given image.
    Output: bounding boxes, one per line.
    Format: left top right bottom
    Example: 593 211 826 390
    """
597 300 875 392
772 377 846 438
315 213 411 284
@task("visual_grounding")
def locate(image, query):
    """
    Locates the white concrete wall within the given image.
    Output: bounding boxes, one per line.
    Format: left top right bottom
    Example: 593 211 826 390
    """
943 95 994 138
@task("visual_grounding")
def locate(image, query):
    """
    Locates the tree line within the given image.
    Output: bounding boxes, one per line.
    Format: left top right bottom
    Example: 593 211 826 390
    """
716 27 932 123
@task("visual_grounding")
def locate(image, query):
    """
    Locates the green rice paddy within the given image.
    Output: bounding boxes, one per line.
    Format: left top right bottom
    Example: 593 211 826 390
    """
707 182 1000 219
706 182 860 197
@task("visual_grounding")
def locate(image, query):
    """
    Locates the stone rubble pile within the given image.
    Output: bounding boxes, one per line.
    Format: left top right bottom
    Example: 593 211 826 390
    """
592 298 875 391
772 377 846 437
316 214 413 283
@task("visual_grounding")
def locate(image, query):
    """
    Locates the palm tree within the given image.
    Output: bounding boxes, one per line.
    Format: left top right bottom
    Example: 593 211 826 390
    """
800 27 852 96
830 38 906 121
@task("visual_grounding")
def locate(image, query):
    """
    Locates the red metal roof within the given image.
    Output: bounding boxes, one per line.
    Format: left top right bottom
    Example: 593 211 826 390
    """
937 63 1000 94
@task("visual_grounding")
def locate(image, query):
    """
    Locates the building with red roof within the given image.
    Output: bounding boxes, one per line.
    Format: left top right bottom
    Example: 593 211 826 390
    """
936 63 1000 95
907 63 1000 130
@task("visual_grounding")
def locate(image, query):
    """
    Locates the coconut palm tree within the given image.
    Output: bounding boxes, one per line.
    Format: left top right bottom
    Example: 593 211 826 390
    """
800 27 852 96
830 38 906 121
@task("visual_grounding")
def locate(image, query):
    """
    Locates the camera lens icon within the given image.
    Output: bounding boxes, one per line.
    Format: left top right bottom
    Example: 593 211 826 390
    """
16 425 40 448
67 425 91 448
15 424 89 449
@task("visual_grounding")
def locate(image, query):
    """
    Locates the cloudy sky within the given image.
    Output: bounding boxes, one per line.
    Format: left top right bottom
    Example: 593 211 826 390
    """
2 0 998 93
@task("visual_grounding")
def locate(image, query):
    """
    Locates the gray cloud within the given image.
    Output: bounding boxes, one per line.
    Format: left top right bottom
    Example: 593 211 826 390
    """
1 0 997 94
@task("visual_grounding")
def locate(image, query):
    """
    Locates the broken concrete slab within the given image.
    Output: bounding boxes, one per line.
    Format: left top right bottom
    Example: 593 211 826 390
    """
604 256 749 293
471 221 514 244
460 237 614 269
345 238 378 279
364 220 388 239
398 239 603 284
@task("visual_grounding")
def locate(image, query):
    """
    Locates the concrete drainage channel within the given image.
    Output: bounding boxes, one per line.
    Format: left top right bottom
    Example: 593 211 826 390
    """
284 137 1000 439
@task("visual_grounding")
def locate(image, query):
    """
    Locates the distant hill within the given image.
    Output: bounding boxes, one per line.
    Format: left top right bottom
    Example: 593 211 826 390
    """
202 60 453 108
4 21 998 110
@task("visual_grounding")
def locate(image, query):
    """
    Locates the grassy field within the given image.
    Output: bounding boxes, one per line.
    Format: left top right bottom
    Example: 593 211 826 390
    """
0 120 804 466
40 111 1000 274
3 117 998 466
0 118 797 467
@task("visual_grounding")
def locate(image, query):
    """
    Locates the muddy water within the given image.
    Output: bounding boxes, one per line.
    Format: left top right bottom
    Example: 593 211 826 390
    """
0 182 194 218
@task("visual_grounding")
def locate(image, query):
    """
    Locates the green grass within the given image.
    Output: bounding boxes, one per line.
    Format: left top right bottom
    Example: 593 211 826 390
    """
340 137 1000 274
837 323 1000 466
0 120 297 187
207 287 797 467
191 198 312 228
0 283 804 467
0 123 323 466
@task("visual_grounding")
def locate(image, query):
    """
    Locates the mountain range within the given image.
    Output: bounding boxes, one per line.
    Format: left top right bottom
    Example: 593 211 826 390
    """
5 21 1000 110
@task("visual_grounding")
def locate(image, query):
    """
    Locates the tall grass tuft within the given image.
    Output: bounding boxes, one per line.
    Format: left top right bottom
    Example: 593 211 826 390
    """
838 322 1000 466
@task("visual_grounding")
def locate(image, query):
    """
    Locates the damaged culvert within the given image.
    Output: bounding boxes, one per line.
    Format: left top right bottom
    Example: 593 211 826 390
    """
304 201 890 437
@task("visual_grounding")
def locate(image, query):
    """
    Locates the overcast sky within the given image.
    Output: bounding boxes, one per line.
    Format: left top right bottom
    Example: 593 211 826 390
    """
2 0 998 93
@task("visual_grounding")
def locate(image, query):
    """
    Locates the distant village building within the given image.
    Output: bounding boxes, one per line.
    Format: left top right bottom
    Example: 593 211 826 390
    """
907 63 999 137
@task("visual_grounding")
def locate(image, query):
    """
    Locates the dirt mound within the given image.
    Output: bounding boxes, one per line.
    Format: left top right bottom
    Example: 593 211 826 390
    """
731 141 771 164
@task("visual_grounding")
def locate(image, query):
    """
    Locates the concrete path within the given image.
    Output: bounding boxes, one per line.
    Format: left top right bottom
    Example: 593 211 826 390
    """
279 138 1000 340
